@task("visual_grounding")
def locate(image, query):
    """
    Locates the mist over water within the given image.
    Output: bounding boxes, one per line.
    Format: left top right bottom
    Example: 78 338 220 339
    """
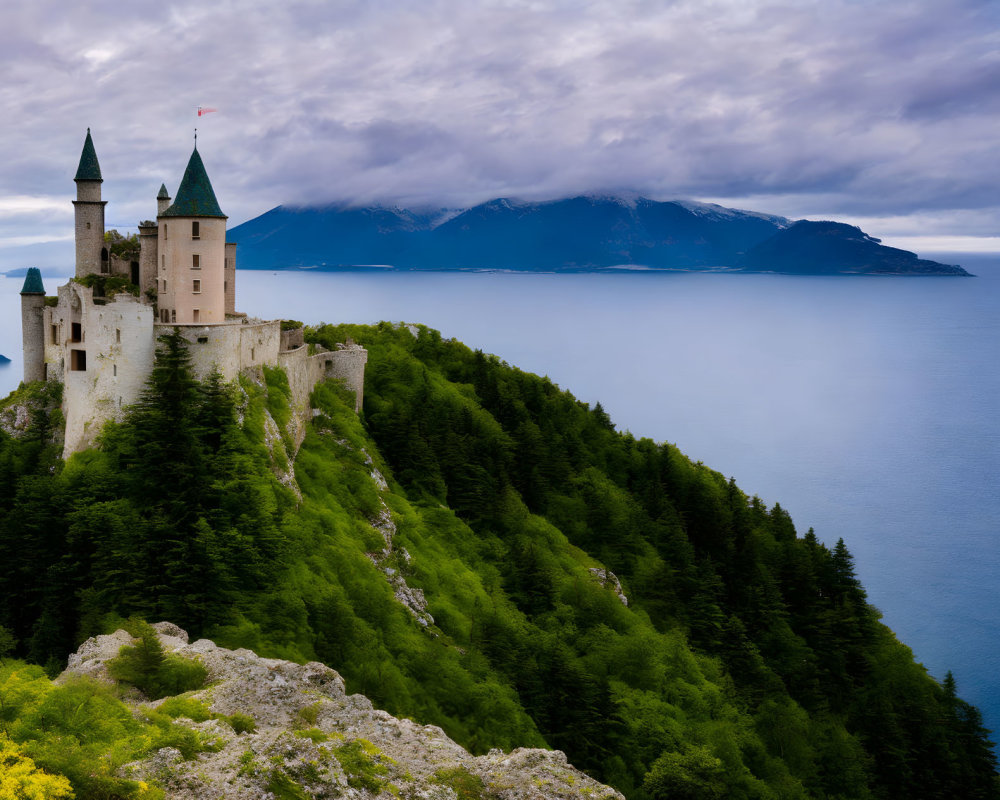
3 259 998 739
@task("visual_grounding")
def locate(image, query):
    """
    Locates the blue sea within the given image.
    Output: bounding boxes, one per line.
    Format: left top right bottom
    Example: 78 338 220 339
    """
2 258 998 737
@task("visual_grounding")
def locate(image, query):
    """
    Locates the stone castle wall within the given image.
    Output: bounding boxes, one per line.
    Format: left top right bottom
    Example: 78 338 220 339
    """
171 318 281 382
277 342 366 415
33 286 363 458
277 338 367 452
324 345 367 412
45 282 155 455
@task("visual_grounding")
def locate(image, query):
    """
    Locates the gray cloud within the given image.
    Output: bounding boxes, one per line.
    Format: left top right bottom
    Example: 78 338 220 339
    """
0 0 998 259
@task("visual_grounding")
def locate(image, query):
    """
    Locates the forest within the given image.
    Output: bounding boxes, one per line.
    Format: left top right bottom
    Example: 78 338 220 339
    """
0 324 996 799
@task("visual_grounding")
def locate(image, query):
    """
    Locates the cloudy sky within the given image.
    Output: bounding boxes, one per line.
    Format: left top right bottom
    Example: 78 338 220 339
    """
2 0 999 265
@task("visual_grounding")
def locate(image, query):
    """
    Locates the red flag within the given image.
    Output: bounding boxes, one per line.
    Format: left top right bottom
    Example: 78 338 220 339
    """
197 107 218 117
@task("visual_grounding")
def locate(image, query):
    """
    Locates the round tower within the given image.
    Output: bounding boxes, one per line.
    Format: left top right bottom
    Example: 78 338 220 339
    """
73 129 107 278
20 268 46 383
158 146 228 325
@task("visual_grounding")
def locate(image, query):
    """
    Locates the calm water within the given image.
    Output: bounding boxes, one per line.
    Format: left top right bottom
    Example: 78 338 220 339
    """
2 260 998 736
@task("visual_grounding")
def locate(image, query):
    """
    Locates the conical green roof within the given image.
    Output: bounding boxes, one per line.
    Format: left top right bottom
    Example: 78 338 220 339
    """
20 267 45 295
157 183 169 199
74 128 102 182
161 148 225 218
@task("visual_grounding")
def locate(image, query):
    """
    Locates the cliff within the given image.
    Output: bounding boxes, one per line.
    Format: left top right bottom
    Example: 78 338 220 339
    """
1 323 996 800
62 623 621 800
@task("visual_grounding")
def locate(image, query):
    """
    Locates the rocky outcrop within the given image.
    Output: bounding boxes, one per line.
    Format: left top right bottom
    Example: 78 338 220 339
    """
62 624 622 800
0 381 64 448
367 498 434 627
587 568 628 607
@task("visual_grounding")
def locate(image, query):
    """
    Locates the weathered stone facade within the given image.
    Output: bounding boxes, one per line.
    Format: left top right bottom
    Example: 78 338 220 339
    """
173 318 281 381
44 282 156 454
277 335 368 451
20 130 366 457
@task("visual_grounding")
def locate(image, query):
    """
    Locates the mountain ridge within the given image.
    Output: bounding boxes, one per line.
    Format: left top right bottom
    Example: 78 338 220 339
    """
228 195 969 275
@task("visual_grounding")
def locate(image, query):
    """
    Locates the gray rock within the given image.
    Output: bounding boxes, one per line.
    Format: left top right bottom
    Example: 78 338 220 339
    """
64 626 622 800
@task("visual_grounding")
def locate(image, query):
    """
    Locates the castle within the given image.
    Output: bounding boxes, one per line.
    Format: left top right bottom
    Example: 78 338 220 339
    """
20 130 366 457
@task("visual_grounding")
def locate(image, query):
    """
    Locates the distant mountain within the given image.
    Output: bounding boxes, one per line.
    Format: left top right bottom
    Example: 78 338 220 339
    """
739 220 970 275
228 196 970 275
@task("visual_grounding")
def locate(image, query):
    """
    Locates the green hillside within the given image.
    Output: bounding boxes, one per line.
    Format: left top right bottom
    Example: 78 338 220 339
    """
0 325 996 799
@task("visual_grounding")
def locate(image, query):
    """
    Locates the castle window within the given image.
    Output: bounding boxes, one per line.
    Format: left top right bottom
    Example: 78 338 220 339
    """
116 328 121 343
251 347 256 361
113 364 117 377
192 221 200 239
225 258 229 269
86 222 91 229
193 309 200 322
171 310 176 323
197 336 208 344
224 281 228 293
71 322 82 343
192 254 200 269
100 247 109 274
51 325 58 344
161 255 165 271
161 309 169 323
164 224 168 240
162 280 167 293
71 349 87 371
192 279 201 294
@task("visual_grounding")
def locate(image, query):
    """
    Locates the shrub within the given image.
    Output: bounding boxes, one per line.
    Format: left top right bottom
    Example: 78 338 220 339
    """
106 622 206 700
294 727 328 743
266 770 310 800
226 713 256 734
334 739 390 793
156 696 212 722
0 733 74 800
433 767 491 800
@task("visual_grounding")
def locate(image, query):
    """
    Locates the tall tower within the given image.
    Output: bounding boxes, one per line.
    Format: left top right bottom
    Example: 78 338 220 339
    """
157 146 228 325
73 129 107 278
20 268 46 383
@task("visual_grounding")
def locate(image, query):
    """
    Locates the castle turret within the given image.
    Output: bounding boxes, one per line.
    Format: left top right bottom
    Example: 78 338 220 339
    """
157 184 171 216
157 147 228 325
138 220 159 299
20 268 46 383
73 129 107 278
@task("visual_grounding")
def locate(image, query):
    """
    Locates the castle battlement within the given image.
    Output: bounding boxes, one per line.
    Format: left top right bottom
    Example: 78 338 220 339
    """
20 131 365 457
